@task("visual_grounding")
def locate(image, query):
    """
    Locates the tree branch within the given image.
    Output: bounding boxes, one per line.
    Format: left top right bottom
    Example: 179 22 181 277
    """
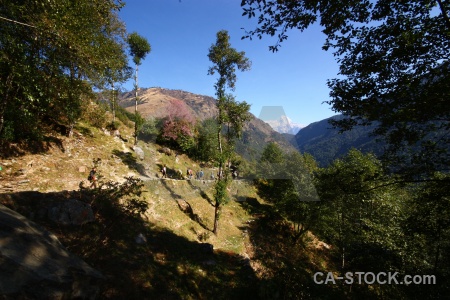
436 0 450 31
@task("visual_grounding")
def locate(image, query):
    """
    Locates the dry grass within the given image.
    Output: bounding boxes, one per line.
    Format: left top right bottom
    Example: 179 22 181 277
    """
0 115 340 299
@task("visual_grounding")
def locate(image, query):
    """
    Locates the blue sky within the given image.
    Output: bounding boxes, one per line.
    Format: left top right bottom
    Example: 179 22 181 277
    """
118 0 339 126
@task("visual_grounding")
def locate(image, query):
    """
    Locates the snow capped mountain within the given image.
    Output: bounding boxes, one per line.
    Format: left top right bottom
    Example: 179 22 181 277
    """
264 115 305 135
257 106 305 135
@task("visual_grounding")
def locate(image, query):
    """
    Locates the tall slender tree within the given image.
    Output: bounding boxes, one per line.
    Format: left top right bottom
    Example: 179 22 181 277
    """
127 32 151 145
207 30 251 234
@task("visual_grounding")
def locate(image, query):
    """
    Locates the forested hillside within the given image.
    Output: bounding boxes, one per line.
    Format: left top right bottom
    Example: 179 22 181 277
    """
295 115 384 166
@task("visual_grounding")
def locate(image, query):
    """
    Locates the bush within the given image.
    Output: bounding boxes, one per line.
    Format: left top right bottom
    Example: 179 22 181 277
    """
106 121 120 131
158 118 197 154
90 176 148 219
139 117 161 142
82 102 108 129
115 105 134 127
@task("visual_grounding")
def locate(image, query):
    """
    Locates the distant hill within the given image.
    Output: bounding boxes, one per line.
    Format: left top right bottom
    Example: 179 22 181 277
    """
295 115 385 166
118 88 297 159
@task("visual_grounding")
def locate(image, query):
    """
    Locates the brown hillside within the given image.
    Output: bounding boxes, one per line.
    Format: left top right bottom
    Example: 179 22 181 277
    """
118 87 298 156
119 87 217 121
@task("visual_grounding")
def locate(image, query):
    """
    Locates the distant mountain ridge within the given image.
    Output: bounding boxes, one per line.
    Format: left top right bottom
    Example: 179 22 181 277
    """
295 115 385 166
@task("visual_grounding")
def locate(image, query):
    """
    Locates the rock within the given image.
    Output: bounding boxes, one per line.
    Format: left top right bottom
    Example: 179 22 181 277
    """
133 146 145 161
16 168 27 175
113 129 120 137
199 243 214 255
202 259 217 266
159 147 172 156
78 166 87 173
48 199 95 226
0 204 104 299
135 233 147 244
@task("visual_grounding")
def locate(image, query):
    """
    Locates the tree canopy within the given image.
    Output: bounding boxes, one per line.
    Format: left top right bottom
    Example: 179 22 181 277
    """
0 0 129 140
208 30 251 99
241 0 450 178
127 32 151 66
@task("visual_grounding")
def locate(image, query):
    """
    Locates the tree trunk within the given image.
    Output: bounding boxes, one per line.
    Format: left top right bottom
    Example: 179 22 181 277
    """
437 0 450 29
112 83 116 123
213 202 221 235
433 223 442 274
0 73 14 136
339 211 345 271
134 64 139 145
213 95 226 235
217 127 223 178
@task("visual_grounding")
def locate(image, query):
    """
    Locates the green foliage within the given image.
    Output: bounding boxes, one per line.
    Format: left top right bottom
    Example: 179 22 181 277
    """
0 0 129 140
106 121 120 131
134 112 145 133
242 0 450 178
92 176 147 218
214 179 230 206
405 174 450 275
207 30 251 98
220 94 252 142
260 142 284 164
194 118 220 162
115 105 135 127
138 117 160 141
315 149 408 280
81 102 108 129
127 32 151 66
257 147 320 239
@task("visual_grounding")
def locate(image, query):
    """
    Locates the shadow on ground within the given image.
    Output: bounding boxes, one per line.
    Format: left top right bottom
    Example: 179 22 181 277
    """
112 149 148 177
159 179 211 231
0 137 65 159
0 190 259 299
237 197 342 300
186 179 215 207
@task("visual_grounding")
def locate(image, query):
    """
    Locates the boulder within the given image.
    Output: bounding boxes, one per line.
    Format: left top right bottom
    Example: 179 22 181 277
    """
133 146 145 161
159 147 172 156
0 204 104 299
199 242 214 255
112 129 120 137
48 199 95 226
135 233 147 244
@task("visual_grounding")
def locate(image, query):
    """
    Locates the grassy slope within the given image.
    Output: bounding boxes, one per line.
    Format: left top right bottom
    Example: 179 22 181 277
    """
0 119 335 299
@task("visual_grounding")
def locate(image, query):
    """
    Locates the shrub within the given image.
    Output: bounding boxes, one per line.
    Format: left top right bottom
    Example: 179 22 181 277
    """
82 102 108 129
89 176 148 219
